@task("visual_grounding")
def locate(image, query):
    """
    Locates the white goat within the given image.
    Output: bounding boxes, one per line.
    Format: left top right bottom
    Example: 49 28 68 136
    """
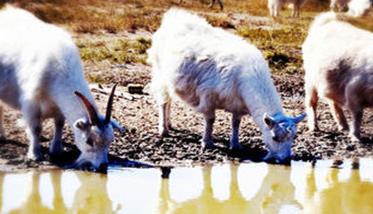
303 12 373 142
268 0 306 17
347 0 372 17
147 8 306 162
0 6 124 171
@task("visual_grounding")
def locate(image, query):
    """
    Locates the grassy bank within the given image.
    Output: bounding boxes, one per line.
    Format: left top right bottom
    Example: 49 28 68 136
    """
3 0 373 77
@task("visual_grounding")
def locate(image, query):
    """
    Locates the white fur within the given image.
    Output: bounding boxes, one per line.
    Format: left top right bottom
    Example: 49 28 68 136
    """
267 0 305 17
303 12 373 142
0 6 121 170
347 0 371 17
148 8 305 162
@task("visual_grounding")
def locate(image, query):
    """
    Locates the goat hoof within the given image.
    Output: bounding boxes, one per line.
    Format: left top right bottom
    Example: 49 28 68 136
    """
349 134 361 143
27 151 43 161
159 129 170 138
49 144 64 157
201 140 214 151
262 153 274 163
337 125 349 132
168 125 176 131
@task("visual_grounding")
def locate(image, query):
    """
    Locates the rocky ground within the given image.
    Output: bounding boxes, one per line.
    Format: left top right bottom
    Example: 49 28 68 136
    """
0 63 372 171
0 1 372 171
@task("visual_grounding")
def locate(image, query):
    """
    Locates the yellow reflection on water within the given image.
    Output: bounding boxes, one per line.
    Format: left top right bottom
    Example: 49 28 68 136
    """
0 160 372 214
303 167 373 214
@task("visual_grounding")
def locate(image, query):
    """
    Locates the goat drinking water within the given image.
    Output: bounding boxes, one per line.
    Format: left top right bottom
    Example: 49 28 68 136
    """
0 6 124 172
147 8 306 163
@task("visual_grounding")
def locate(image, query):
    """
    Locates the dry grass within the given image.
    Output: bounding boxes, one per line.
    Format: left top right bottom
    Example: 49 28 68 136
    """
10 0 164 33
3 0 328 33
6 0 373 32
3 0 373 74
77 36 151 63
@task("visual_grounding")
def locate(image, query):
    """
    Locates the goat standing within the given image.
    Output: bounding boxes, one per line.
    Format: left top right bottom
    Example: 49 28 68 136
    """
148 9 306 162
303 12 373 142
0 6 124 171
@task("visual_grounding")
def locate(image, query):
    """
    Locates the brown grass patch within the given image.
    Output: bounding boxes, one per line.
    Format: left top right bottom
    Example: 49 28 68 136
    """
4 0 373 73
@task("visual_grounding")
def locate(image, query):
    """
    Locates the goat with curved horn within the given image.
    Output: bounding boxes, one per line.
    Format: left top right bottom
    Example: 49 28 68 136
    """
72 83 125 172
0 5 125 172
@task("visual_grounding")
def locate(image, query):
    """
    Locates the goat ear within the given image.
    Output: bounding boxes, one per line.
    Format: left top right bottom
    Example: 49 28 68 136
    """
111 119 125 133
263 113 276 128
74 118 91 130
292 113 307 124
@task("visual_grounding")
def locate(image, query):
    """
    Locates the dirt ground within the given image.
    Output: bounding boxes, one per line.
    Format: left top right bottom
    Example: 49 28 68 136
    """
0 2 372 171
0 62 372 171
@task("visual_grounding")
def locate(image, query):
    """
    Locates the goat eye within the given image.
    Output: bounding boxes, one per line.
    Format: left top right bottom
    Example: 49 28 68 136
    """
86 138 94 146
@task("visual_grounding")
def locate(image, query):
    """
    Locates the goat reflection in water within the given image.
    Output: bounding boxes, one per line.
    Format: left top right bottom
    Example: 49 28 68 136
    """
304 167 373 214
2 171 117 214
5 172 68 214
158 164 300 214
0 163 372 214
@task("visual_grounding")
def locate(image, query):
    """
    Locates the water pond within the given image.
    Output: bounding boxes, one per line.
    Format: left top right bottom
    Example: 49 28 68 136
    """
1 159 372 214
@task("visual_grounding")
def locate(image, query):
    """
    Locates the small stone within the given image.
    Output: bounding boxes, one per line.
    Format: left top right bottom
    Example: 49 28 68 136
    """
346 144 355 151
130 128 137 134
352 157 359 169
331 157 343 168
128 84 144 94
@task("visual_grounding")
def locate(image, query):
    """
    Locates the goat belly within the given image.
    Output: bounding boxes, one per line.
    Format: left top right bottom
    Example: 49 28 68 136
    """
174 85 201 108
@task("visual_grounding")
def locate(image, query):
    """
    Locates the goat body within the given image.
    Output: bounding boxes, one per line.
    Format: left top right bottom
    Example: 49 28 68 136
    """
347 0 372 17
303 12 373 142
0 6 123 171
148 8 305 162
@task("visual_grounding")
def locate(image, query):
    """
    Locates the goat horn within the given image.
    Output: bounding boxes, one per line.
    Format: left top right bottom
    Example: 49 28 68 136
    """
104 83 118 124
75 91 100 125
